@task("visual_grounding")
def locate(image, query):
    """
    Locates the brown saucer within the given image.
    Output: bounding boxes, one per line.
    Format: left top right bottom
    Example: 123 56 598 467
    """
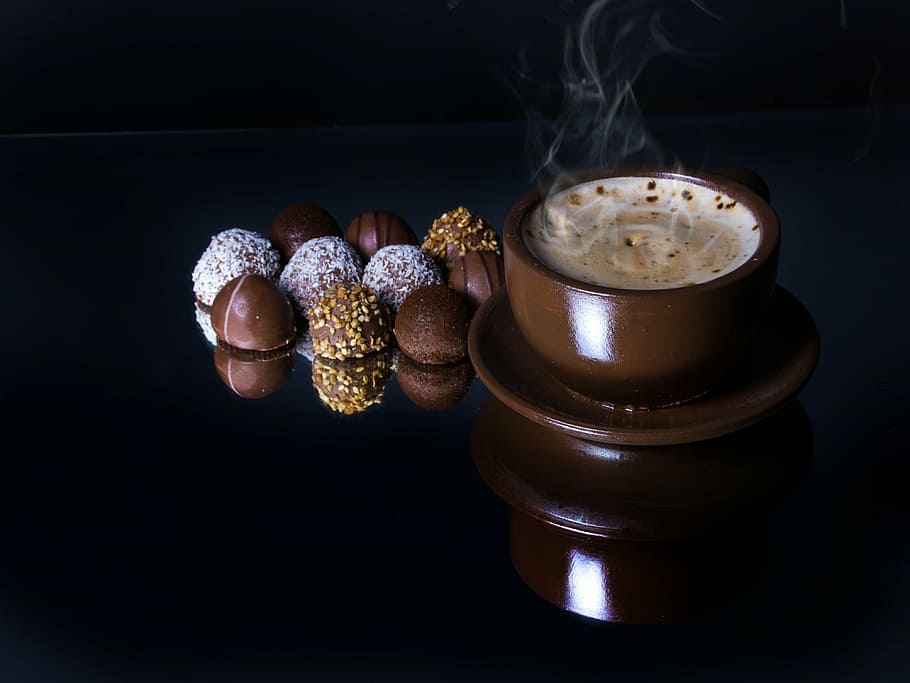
468 286 819 445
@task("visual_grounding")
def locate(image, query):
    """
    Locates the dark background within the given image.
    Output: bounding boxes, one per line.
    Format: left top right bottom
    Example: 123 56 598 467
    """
2 0 908 134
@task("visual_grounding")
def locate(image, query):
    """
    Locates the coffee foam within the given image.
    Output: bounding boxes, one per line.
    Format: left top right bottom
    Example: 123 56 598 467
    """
523 177 761 289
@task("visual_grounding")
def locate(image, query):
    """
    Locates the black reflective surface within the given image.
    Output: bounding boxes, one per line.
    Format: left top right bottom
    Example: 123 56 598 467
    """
1 108 909 681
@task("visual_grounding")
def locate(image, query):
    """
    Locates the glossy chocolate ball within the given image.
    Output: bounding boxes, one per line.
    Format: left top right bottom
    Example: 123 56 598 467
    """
394 284 472 365
270 202 342 263
211 274 296 352
447 250 505 309
214 345 295 399
344 210 418 263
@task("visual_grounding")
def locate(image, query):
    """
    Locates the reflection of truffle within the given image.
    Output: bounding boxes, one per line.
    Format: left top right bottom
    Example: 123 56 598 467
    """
311 351 392 415
421 206 501 269
278 236 363 318
211 274 296 352
194 301 217 346
394 284 472 365
447 250 505 309
362 244 444 312
270 202 342 264
344 210 418 263
192 228 281 307
308 282 391 360
214 345 295 399
396 354 475 411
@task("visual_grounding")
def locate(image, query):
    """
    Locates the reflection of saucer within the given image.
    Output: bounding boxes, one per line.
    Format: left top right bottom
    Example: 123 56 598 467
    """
468 286 819 445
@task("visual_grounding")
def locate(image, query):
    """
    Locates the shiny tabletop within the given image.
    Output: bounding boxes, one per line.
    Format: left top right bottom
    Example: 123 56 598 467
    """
0 107 908 681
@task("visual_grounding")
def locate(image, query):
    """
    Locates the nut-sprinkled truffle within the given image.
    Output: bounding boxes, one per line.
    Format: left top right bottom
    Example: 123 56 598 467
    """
270 202 342 263
214 344 295 399
211 274 296 352
447 250 505 309
344 209 418 263
192 228 281 308
394 284 472 365
312 351 392 415
308 282 391 360
396 355 475 411
278 236 364 318
421 206 501 269
362 244 444 312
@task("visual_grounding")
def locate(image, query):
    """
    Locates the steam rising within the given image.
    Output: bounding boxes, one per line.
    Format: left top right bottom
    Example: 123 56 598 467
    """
524 0 684 193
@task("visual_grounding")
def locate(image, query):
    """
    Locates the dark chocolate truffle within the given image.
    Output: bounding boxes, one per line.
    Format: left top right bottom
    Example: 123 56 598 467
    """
192 228 281 307
394 284 472 365
278 236 364 318
421 206 501 269
396 355 475 411
344 210 418 263
311 351 392 415
447 250 505 309
362 244 444 311
211 274 296 352
308 282 391 360
214 345 295 399
270 202 342 263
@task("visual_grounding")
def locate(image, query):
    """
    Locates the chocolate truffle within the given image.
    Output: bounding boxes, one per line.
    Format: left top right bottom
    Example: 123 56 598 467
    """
421 206 501 269
192 228 281 308
344 209 418 263
270 202 342 263
396 355 475 411
211 274 296 352
308 282 391 360
311 351 392 415
278 236 364 318
214 344 295 399
447 250 505 309
394 284 472 365
362 244 444 312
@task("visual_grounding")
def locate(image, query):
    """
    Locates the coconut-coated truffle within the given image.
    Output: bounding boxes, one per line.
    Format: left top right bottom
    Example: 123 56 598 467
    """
311 351 392 415
192 228 281 308
308 282 391 360
394 284 472 365
421 206 501 269
362 244 444 312
211 274 296 352
270 202 342 263
344 209 418 263
278 236 364 318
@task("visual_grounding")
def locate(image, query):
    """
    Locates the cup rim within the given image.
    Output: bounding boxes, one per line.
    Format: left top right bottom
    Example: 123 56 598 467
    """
505 164 780 297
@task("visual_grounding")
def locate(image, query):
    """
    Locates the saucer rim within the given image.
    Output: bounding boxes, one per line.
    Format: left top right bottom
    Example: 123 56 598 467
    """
467 286 819 446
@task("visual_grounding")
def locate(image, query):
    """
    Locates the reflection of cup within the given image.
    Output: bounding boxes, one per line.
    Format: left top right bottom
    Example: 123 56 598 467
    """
503 165 780 407
213 344 295 399
471 396 813 623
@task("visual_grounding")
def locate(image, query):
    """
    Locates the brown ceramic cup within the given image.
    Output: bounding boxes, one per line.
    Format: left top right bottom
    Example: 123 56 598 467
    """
503 164 780 407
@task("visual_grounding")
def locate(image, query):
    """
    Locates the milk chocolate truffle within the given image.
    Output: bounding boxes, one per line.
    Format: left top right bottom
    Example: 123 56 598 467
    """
394 284 472 365
344 210 418 263
362 244 444 312
308 282 391 360
278 236 364 318
270 202 342 263
447 250 505 309
421 206 501 269
396 355 475 411
211 274 296 352
214 345 294 399
192 228 281 308
311 351 392 415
